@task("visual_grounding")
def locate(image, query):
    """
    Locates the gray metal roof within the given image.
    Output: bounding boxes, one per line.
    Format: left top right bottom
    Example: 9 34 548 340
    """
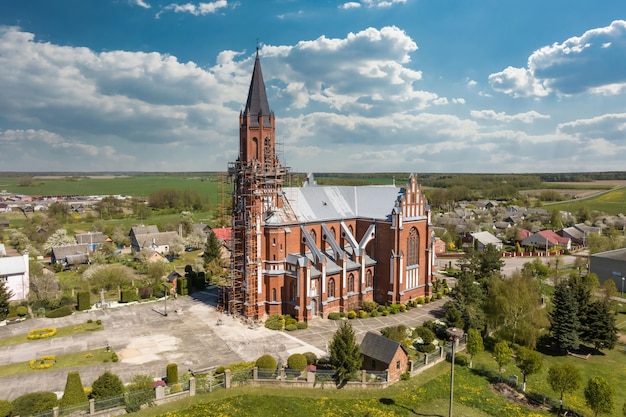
0 255 27 275
243 53 272 128
271 185 403 224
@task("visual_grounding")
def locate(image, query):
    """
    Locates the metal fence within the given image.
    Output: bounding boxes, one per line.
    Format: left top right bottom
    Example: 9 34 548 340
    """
196 373 226 394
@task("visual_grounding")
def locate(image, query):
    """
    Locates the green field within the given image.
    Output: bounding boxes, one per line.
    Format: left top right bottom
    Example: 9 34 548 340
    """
546 187 626 216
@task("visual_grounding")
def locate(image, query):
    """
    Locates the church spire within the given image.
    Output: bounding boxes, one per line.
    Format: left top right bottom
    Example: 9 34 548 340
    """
243 51 272 128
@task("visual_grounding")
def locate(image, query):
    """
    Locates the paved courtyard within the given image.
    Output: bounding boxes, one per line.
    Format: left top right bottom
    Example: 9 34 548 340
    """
0 291 448 401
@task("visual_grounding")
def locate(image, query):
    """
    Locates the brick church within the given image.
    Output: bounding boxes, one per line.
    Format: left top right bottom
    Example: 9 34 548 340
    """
220 52 435 321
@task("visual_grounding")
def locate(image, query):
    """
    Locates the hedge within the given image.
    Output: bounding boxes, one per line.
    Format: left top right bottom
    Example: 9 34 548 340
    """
60 371 88 408
46 305 73 318
12 392 57 417
77 291 91 311
287 353 307 371
166 363 179 384
0 400 11 417
120 288 138 303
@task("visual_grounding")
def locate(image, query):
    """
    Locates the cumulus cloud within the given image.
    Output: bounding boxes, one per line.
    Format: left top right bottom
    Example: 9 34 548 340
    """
340 2 361 9
557 113 626 143
157 0 229 18
490 20 626 97
470 110 550 123
132 0 151 8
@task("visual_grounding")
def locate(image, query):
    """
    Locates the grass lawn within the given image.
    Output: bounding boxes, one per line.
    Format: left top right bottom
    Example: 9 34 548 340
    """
0 348 117 378
0 321 104 348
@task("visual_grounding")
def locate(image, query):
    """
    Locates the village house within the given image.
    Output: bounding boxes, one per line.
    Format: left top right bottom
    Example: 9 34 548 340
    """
360 331 409 382
0 251 30 301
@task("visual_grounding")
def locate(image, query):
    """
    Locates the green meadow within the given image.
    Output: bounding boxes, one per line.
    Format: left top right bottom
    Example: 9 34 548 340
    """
546 186 626 216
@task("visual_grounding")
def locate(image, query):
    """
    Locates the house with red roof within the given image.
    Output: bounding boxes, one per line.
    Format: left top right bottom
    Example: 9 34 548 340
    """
521 230 571 251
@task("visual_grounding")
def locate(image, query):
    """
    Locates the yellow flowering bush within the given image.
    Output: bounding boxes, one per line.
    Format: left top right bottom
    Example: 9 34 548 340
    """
29 355 56 370
27 327 57 340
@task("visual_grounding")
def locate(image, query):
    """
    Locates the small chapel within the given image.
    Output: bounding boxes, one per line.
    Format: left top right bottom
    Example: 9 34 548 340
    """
219 52 435 321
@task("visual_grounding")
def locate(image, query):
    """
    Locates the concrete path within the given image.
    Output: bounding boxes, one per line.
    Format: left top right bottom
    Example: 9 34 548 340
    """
0 292 448 401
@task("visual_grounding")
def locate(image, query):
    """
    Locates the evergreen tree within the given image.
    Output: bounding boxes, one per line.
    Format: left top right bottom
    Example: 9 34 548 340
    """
514 347 542 392
584 376 614 417
581 300 618 352
0 281 13 321
329 321 362 385
91 371 124 402
203 231 222 264
550 281 579 353
60 371 88 409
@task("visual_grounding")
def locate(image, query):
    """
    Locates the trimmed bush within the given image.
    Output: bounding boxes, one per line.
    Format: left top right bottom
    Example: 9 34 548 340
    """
215 366 226 375
96 319 102 325
0 400 11 417
255 354 277 371
166 363 179 384
16 305 28 317
285 324 297 331
416 297 424 305
91 371 124 400
12 392 57 417
120 288 138 303
424 296 431 304
264 314 284 330
46 305 73 318
287 353 307 371
296 321 308 329
370 309 378 317
77 291 91 311
60 371 88 409
359 310 368 318
176 276 189 296
303 352 317 365
347 310 357 319
28 327 57 340
170 383 182 393
400 372 411 381
285 316 297 326
327 312 341 320
362 301 377 312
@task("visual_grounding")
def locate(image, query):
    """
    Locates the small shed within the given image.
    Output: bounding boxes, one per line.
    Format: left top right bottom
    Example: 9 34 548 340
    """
360 331 409 382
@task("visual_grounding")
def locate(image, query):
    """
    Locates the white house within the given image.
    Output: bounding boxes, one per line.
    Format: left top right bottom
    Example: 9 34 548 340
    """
0 251 30 301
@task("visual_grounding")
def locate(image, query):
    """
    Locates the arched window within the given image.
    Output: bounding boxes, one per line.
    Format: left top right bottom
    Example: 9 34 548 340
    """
328 278 335 298
407 227 419 266
310 229 316 246
291 282 297 301
366 270 373 288
348 273 355 293
330 227 336 240
272 288 277 302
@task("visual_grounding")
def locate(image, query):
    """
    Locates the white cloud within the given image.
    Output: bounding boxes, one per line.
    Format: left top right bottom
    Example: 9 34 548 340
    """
557 113 626 143
470 109 550 123
490 20 626 97
158 0 229 17
340 2 361 9
132 0 151 9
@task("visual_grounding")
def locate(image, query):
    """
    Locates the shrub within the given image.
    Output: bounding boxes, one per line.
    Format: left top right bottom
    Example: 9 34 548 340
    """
60 371 88 409
96 319 102 325
264 314 284 330
400 372 411 381
16 305 28 317
29 355 56 370
138 286 153 299
27 327 57 340
77 291 91 311
454 353 469 366
296 321 308 329
287 353 307 371
339 311 346 318
285 316 297 326
170 383 182 393
399 304 406 312
87 319 93 323
359 310 368 319
347 310 357 319
0 400 11 417
46 305 73 318
303 352 317 365
255 354 277 373
436 292 443 299
215 366 226 375
382 310 389 316
327 312 341 320
91 371 124 400
166 363 179 384
285 324 297 331
416 297 424 305
111 353 119 362
362 301 377 312
377 305 386 313
370 309 378 317
120 288 138 303
424 296 431 304
12 392 57 417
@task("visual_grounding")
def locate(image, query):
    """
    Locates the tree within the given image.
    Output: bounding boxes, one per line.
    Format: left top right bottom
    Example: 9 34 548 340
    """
169 235 185 258
584 376 614 417
186 228 207 249
484 272 547 348
60 371 88 409
125 374 155 413
547 364 582 412
44 229 75 254
380 325 410 345
493 340 512 380
581 300 618 352
0 281 13 321
11 392 57 416
465 328 484 369
83 264 136 292
47 201 70 222
514 347 542 392
204 231 222 264
328 321 362 385
550 281 579 353
91 371 124 400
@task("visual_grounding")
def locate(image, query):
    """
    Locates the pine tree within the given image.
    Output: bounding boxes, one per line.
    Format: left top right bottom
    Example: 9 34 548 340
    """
329 321 362 385
550 281 579 353
91 371 124 403
60 371 88 409
203 231 222 264
581 300 618 352
0 281 13 321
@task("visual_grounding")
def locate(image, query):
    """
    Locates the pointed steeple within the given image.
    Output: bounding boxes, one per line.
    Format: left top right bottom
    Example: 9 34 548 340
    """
243 51 272 128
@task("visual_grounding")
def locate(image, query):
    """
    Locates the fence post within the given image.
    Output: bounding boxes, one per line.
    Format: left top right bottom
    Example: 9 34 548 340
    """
52 407 59 417
424 354 429 365
253 367 258 381
155 385 165 401
361 370 367 384
189 376 196 397
224 369 231 389
89 398 95 415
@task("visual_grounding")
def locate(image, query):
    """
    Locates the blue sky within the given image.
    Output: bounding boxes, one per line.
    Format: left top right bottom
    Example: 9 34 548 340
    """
1 1 626 173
